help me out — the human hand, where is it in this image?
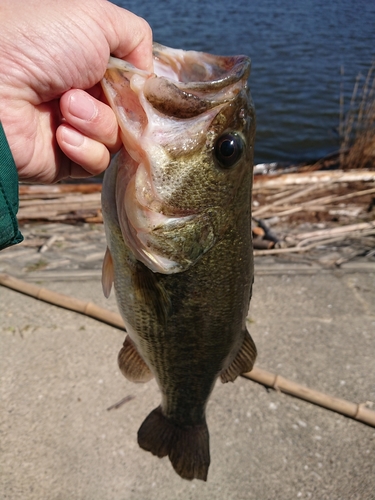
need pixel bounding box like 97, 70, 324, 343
0, 0, 152, 183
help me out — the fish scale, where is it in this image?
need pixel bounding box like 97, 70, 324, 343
101, 43, 256, 481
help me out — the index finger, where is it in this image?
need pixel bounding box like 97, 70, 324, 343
102, 4, 153, 72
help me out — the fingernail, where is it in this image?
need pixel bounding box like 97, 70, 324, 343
68, 92, 97, 121
61, 127, 84, 147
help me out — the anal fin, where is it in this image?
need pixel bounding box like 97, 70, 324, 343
220, 329, 257, 383
118, 335, 153, 383
138, 406, 210, 481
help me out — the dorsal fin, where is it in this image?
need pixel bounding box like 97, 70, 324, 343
220, 329, 257, 383
102, 246, 114, 298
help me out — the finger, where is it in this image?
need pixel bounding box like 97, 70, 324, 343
121, 29, 154, 72
103, 5, 153, 72
56, 123, 111, 176
60, 89, 122, 153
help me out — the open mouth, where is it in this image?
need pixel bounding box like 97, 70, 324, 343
101, 44, 251, 274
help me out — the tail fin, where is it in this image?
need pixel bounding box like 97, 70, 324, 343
137, 406, 210, 481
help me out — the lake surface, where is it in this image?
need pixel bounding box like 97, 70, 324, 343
115, 0, 375, 164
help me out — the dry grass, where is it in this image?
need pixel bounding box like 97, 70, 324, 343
339, 61, 375, 169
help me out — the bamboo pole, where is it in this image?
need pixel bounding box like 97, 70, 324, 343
242, 367, 375, 427
1, 273, 374, 427
0, 273, 124, 330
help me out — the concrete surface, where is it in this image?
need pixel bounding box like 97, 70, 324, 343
1, 265, 375, 500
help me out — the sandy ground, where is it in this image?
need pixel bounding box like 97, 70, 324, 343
1, 255, 374, 499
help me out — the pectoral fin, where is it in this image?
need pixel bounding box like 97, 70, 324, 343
220, 329, 257, 383
118, 335, 153, 383
102, 246, 114, 298
133, 262, 171, 324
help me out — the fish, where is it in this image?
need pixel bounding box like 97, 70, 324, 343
100, 43, 256, 481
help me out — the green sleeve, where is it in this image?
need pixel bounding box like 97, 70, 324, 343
0, 121, 23, 250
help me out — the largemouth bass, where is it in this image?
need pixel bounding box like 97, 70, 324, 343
101, 43, 256, 481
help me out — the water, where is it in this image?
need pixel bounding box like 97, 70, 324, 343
114, 0, 375, 164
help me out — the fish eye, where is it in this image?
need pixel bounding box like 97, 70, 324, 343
214, 133, 244, 169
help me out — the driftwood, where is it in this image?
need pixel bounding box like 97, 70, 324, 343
252, 185, 375, 219
293, 222, 375, 241
251, 169, 375, 250
253, 238, 275, 250
18, 169, 374, 226
253, 169, 375, 187
18, 193, 102, 221
1, 273, 374, 427
19, 183, 102, 196
254, 229, 375, 256
39, 234, 61, 253
17, 169, 375, 257
18, 184, 103, 222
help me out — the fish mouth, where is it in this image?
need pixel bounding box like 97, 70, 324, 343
101, 45, 251, 273
152, 42, 250, 89
148, 43, 251, 118
103, 44, 250, 133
